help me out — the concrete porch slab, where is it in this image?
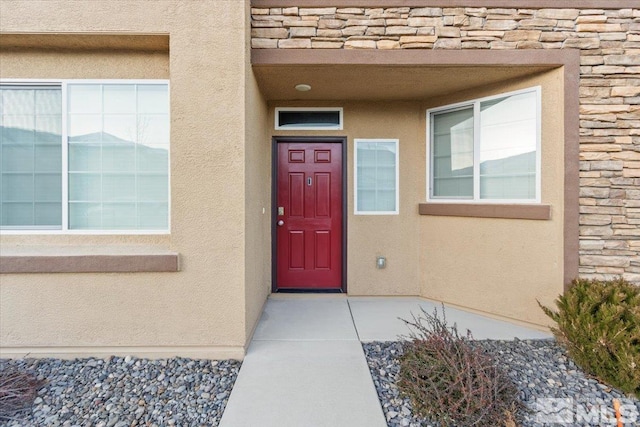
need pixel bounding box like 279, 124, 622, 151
252, 295, 358, 341
348, 297, 553, 341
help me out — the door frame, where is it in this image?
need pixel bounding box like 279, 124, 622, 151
271, 136, 348, 293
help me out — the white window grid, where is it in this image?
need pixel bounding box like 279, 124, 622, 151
354, 138, 400, 215
0, 79, 170, 235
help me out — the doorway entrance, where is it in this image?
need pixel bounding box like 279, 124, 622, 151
273, 137, 346, 291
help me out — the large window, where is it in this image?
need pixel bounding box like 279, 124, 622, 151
427, 87, 540, 203
0, 81, 169, 232
354, 139, 399, 214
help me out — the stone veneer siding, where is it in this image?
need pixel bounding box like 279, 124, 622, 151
251, 6, 640, 283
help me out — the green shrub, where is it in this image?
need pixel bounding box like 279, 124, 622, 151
398, 307, 521, 427
539, 277, 640, 398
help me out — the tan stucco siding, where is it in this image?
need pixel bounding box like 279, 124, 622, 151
268, 68, 564, 326
243, 75, 270, 342
243, 0, 272, 343
343, 104, 423, 296
421, 69, 565, 326
0, 0, 251, 359
0, 50, 169, 80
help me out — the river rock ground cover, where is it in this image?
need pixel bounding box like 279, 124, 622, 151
364, 340, 640, 427
0, 356, 240, 427
3, 340, 639, 426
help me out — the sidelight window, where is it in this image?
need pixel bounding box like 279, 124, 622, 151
354, 139, 399, 215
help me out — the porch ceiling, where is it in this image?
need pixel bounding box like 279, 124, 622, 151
252, 64, 554, 102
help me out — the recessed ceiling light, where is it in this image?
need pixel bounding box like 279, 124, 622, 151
295, 84, 311, 92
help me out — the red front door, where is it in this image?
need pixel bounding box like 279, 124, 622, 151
276, 140, 343, 290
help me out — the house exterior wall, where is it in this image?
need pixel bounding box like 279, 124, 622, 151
0, 1, 636, 357
0, 0, 256, 359
421, 69, 565, 326
244, 0, 273, 340
269, 68, 564, 326
251, 4, 640, 285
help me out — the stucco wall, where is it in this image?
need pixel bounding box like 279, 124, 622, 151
0, 0, 252, 359
267, 68, 563, 325
244, 0, 272, 342
421, 70, 565, 326
0, 50, 169, 80
343, 103, 423, 296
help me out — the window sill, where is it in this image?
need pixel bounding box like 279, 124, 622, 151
0, 246, 179, 273
418, 203, 551, 220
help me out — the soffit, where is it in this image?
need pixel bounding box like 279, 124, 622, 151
253, 64, 554, 102
251, 49, 566, 102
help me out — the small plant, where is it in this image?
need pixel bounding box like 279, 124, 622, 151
540, 277, 640, 398
398, 306, 521, 426
0, 368, 45, 421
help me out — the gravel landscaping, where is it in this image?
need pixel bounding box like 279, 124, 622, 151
0, 356, 241, 426
364, 339, 640, 427
3, 340, 639, 426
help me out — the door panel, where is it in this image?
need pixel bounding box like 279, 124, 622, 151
314, 231, 331, 269
315, 173, 331, 217
288, 231, 305, 269
289, 173, 305, 217
276, 141, 342, 290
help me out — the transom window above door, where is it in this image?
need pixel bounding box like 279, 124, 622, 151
0, 80, 170, 233
427, 87, 541, 203
275, 108, 343, 130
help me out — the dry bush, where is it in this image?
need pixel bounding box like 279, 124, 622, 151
398, 307, 521, 426
0, 368, 45, 421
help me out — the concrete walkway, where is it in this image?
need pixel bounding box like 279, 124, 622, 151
219, 295, 551, 427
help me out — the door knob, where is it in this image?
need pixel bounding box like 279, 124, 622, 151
277, 220, 284, 226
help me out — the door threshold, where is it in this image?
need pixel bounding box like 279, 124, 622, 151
276, 288, 344, 294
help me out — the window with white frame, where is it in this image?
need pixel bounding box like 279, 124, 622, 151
427, 87, 540, 203
0, 81, 170, 231
354, 139, 399, 214
275, 108, 343, 130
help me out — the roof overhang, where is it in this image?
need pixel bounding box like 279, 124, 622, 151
251, 49, 567, 102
